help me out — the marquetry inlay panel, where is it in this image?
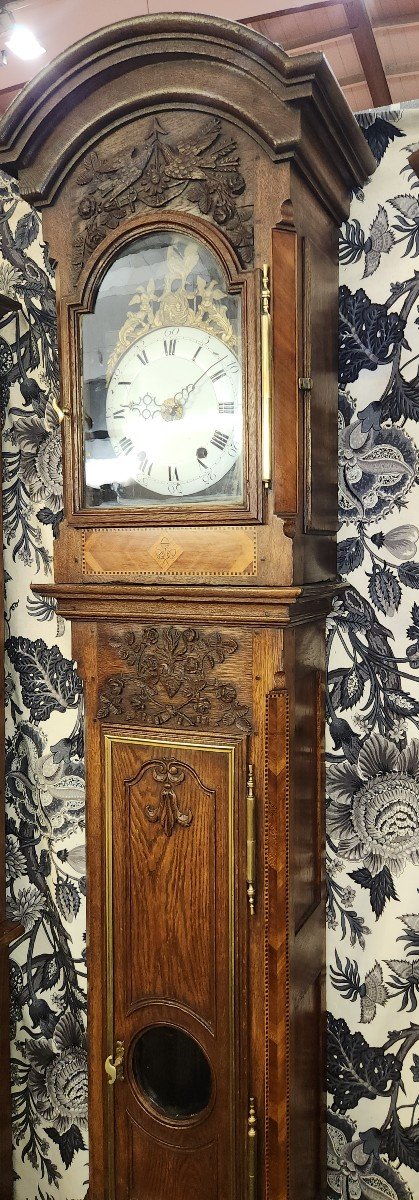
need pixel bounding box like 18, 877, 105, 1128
82, 526, 257, 577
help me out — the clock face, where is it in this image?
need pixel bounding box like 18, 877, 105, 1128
105, 326, 241, 498
82, 229, 245, 509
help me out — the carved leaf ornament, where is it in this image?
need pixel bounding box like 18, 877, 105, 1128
73, 117, 253, 275
144, 760, 193, 837
97, 624, 252, 733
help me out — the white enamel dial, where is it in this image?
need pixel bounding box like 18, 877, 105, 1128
105, 325, 242, 498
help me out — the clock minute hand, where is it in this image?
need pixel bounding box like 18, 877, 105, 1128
173, 355, 229, 404
161, 356, 230, 422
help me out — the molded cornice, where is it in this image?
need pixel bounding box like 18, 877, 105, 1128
0, 14, 374, 220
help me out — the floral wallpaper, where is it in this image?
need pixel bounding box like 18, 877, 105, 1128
327, 104, 419, 1200
3, 99, 419, 1200
0, 173, 87, 1199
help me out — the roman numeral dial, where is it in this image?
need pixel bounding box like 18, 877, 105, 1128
105, 324, 243, 500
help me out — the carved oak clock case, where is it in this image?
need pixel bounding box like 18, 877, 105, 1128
0, 16, 373, 1200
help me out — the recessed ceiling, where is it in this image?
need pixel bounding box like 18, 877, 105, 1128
0, 0, 417, 114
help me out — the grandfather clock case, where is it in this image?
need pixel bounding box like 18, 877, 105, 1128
0, 17, 373, 1200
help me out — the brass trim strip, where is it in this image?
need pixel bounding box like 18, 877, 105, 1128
246, 764, 256, 915
261, 263, 272, 489
104, 735, 115, 1200
248, 1096, 257, 1200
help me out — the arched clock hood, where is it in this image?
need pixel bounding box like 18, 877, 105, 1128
0, 13, 374, 219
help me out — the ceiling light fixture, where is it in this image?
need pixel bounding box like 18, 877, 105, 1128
5, 21, 45, 60
0, 5, 45, 63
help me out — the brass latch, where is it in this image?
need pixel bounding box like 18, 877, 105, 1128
51, 394, 71, 423
105, 1039, 125, 1086
246, 764, 256, 915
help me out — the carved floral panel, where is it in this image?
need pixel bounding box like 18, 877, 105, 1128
72, 115, 254, 277
98, 624, 252, 733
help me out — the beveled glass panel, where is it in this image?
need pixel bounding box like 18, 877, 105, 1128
81, 230, 243, 509
132, 1025, 212, 1120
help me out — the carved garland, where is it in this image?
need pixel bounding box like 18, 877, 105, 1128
73, 116, 254, 276
97, 624, 252, 733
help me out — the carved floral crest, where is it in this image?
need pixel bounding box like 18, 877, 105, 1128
97, 624, 252, 733
73, 116, 253, 276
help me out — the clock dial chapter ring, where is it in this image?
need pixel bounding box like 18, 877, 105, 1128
105, 325, 243, 498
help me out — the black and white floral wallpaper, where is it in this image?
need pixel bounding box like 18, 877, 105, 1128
3, 102, 419, 1200
0, 175, 87, 1198
328, 104, 419, 1200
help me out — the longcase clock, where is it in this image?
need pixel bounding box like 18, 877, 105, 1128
0, 16, 374, 1200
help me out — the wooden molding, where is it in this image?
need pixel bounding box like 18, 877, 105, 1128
0, 15, 374, 221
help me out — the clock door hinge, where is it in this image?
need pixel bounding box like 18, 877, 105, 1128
261, 264, 272, 490
298, 375, 313, 392
248, 1096, 258, 1200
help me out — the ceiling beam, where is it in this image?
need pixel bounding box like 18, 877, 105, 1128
342, 0, 392, 106
375, 15, 419, 32
337, 60, 419, 89
240, 2, 338, 25
278, 27, 352, 50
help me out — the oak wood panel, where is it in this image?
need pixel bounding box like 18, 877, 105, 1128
290, 976, 324, 1200
129, 1120, 217, 1198
108, 729, 248, 1200
302, 237, 339, 535
286, 620, 327, 1200
116, 744, 217, 1023
82, 526, 258, 577
266, 687, 290, 1200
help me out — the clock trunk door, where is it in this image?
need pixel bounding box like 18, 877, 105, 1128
104, 730, 249, 1200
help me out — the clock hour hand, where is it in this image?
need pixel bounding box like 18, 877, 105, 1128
112, 393, 161, 420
